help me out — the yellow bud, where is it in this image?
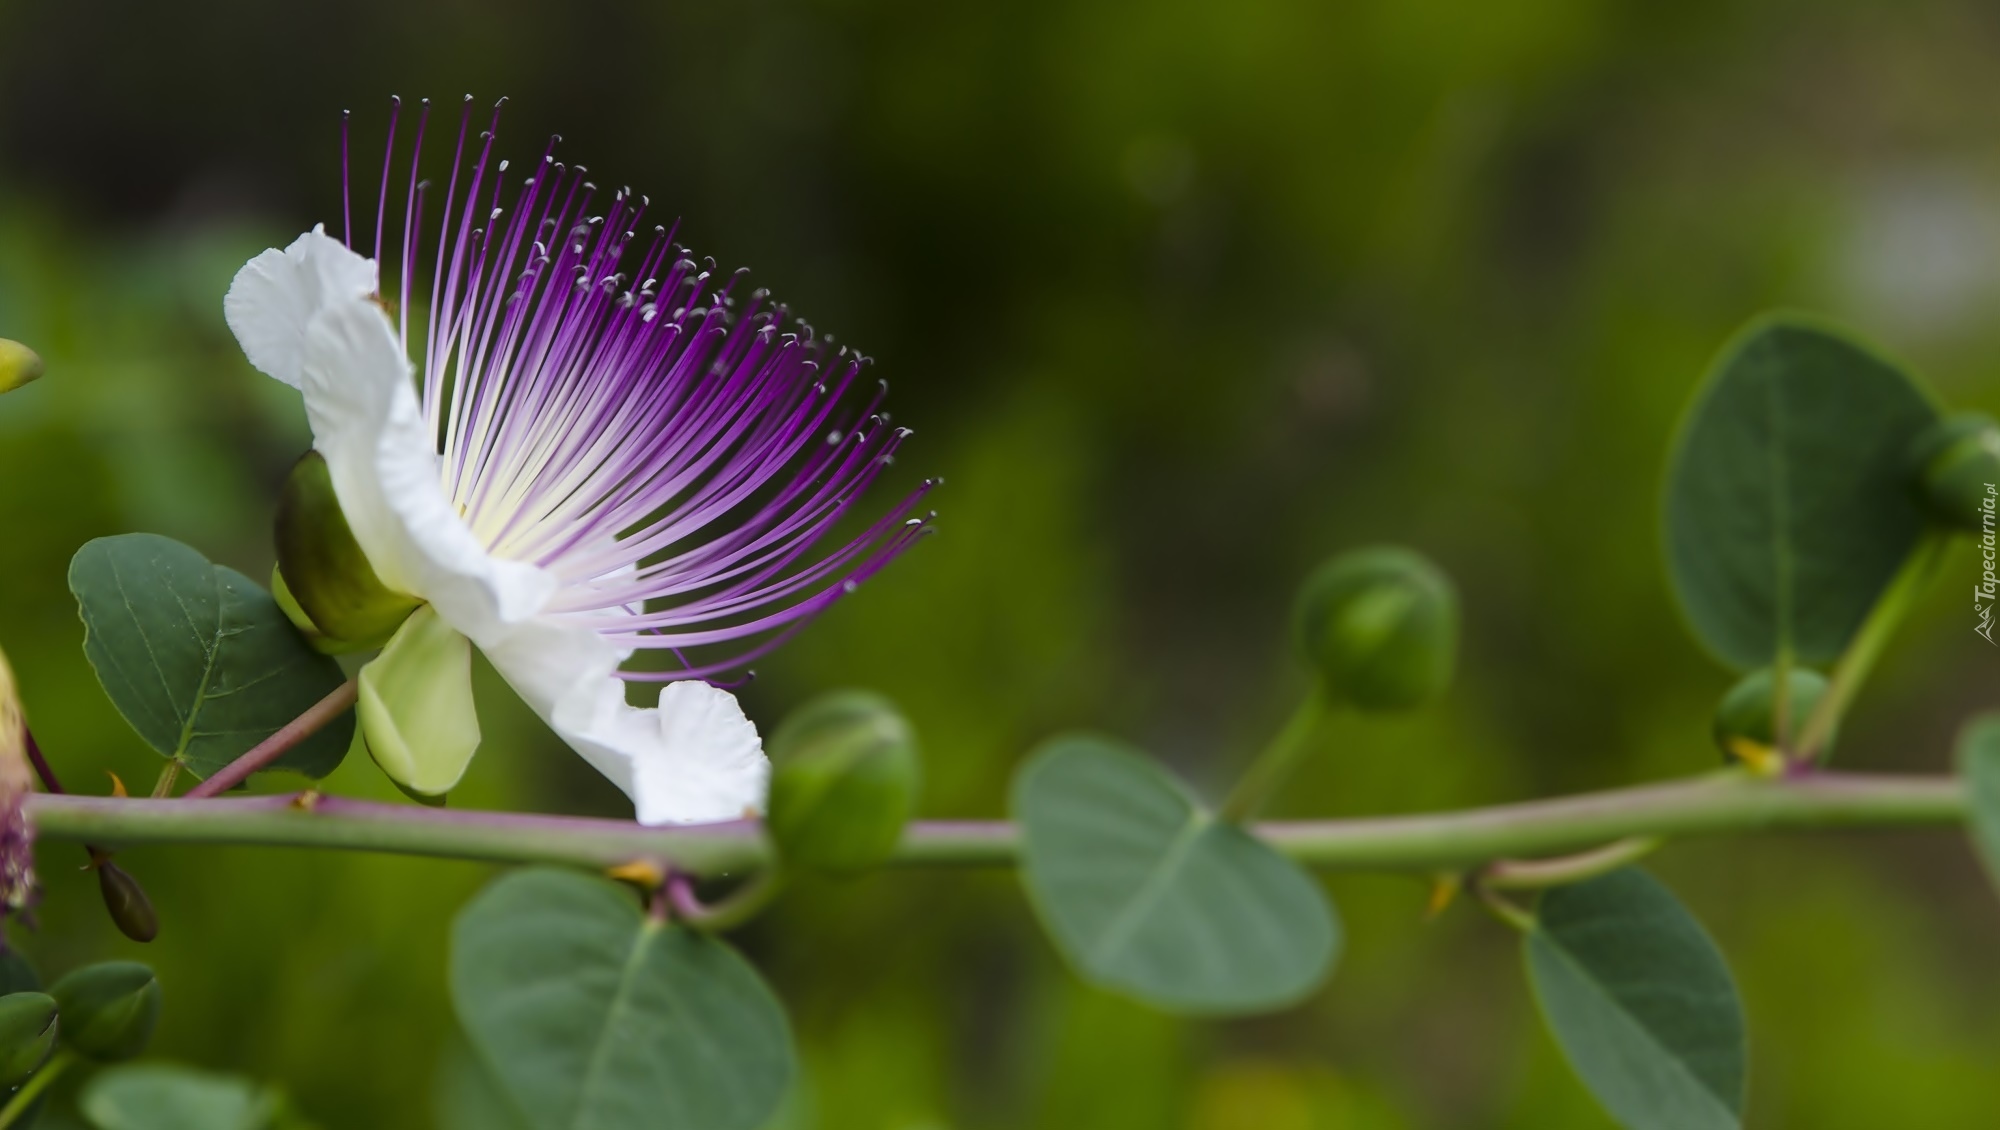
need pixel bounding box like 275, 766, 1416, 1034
0, 340, 43, 395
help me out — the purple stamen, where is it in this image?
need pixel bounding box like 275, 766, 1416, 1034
345, 100, 933, 683
374, 95, 400, 270
340, 110, 353, 251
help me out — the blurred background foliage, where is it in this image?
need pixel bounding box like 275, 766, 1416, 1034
3, 0, 2000, 1125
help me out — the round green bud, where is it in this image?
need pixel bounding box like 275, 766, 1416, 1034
0, 340, 44, 395
1292, 546, 1458, 711
1909, 412, 2000, 532
274, 451, 421, 651
50, 962, 160, 1063
96, 861, 159, 944
767, 691, 921, 876
0, 993, 57, 1086
1712, 666, 1833, 762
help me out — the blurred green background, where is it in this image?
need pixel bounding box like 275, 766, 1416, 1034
5, 0, 2000, 1126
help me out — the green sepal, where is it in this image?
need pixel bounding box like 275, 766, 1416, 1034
358, 605, 480, 798
50, 962, 160, 1063
270, 566, 334, 654
767, 691, 921, 876
275, 450, 420, 650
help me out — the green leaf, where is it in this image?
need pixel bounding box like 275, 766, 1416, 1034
1663, 316, 1940, 670
450, 868, 795, 1130
1526, 869, 1747, 1130
433, 1038, 534, 1130
1012, 735, 1339, 1015
68, 534, 352, 780
78, 1064, 280, 1130
1954, 713, 2000, 891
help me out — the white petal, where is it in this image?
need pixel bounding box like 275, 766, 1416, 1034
480, 616, 769, 825
294, 291, 554, 635
224, 226, 377, 389
231, 229, 769, 825
636, 681, 770, 825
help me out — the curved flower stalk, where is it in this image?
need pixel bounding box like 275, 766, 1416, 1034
225, 98, 935, 823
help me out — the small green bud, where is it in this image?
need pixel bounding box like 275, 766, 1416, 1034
1909, 413, 2000, 532
768, 691, 921, 876
50, 962, 160, 1063
0, 340, 43, 394
1712, 666, 1833, 763
96, 861, 159, 944
0, 993, 57, 1086
1292, 546, 1458, 711
275, 450, 421, 650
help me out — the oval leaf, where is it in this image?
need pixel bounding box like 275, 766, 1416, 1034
1954, 713, 2000, 892
79, 1063, 280, 1130
434, 1038, 534, 1130
1526, 868, 1747, 1130
450, 868, 795, 1130
69, 534, 351, 780
1013, 734, 1339, 1015
1663, 317, 1939, 669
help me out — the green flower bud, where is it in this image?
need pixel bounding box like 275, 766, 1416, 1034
274, 451, 421, 650
50, 962, 160, 1063
96, 861, 159, 944
358, 605, 480, 799
1909, 413, 2000, 532
767, 691, 921, 876
0, 993, 57, 1086
1712, 666, 1833, 763
0, 340, 43, 394
1292, 546, 1458, 711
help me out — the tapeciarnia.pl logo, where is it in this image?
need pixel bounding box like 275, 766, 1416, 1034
1979, 483, 1998, 645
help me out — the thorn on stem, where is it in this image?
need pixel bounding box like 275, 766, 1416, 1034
606, 859, 664, 889
1424, 873, 1460, 919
